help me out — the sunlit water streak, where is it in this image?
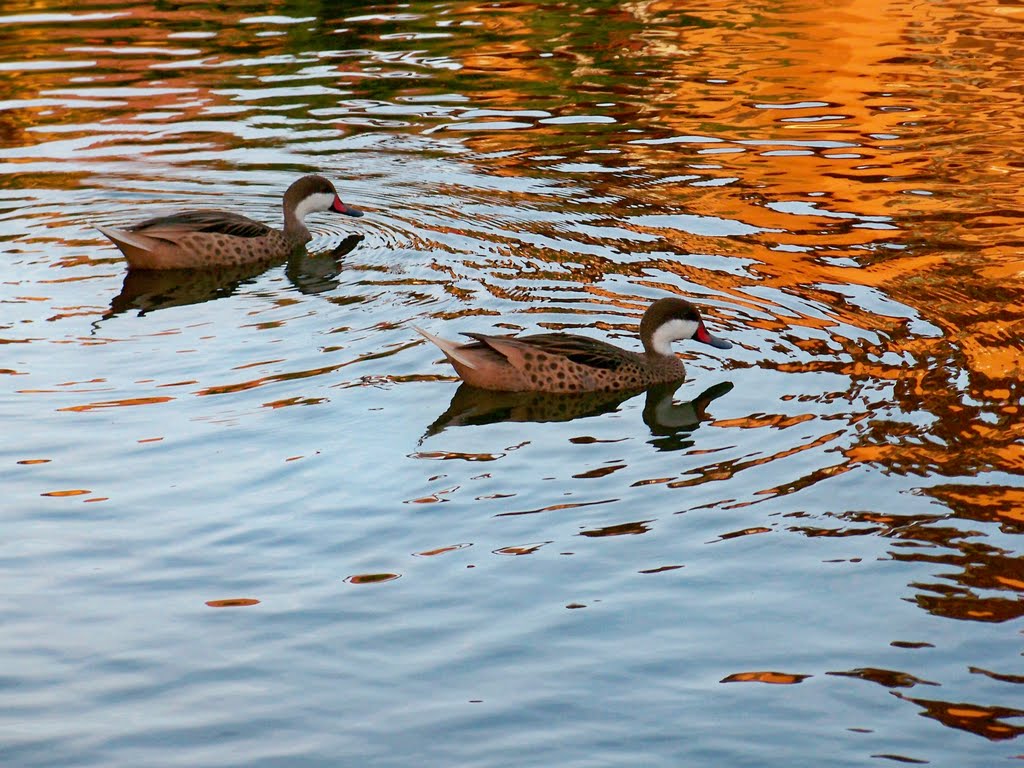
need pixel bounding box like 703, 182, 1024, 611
2, 0, 1023, 766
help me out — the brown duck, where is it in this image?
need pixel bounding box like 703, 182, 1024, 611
416, 297, 732, 393
96, 175, 363, 270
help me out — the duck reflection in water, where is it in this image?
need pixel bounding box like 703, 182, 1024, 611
99, 234, 363, 322
424, 379, 733, 448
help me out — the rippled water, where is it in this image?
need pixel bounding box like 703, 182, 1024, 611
3, 1, 1023, 765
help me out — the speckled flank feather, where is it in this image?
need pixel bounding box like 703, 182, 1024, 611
416, 297, 730, 394
96, 175, 362, 270
96, 224, 291, 270
459, 333, 681, 393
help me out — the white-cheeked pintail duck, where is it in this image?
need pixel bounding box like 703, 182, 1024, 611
416, 297, 732, 393
96, 175, 363, 270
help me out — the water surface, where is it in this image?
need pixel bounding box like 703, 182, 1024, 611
2, 1, 1023, 766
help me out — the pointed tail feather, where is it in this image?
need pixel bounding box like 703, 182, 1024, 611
96, 224, 148, 252
414, 326, 481, 370
96, 224, 160, 267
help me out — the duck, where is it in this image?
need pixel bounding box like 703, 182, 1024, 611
415, 297, 732, 393
95, 175, 363, 270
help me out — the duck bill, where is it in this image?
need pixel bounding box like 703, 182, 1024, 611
332, 197, 364, 217
695, 324, 732, 349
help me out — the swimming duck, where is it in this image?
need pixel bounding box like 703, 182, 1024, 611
416, 297, 732, 393
96, 175, 363, 270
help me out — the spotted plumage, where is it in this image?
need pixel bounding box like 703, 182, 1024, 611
96, 175, 363, 270
416, 297, 732, 393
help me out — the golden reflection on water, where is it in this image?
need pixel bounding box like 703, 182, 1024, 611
721, 671, 811, 685
345, 573, 402, 585
444, 0, 1023, 393
493, 543, 548, 556
0, 0, 1016, 556
892, 692, 1024, 741
828, 667, 939, 689
2, 0, 1024, 758
414, 543, 472, 557
205, 598, 261, 608
396, 0, 1024, 634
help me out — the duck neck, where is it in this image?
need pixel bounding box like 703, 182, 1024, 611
641, 325, 687, 380
283, 207, 312, 245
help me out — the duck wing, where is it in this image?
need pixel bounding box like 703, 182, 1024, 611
129, 210, 272, 239
464, 332, 630, 371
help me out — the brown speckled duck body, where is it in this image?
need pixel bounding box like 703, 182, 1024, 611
416, 297, 732, 393
96, 175, 363, 270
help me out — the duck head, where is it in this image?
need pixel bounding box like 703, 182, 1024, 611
285, 174, 364, 223
640, 297, 732, 356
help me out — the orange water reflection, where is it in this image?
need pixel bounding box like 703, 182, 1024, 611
3, 0, 1024, 756
442, 0, 1024, 450
893, 692, 1024, 741
410, 0, 1024, 635
721, 671, 811, 685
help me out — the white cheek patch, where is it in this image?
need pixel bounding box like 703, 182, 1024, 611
294, 192, 337, 222
649, 318, 699, 355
